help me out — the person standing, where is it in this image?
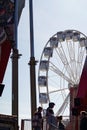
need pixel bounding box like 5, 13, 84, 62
80, 111, 87, 130
32, 106, 43, 130
46, 102, 55, 117
46, 102, 56, 130
47, 109, 58, 130
57, 116, 65, 130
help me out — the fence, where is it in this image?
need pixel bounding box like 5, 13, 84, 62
21, 118, 69, 130
21, 119, 46, 130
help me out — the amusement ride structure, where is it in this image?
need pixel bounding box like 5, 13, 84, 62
0, 1, 87, 130
38, 29, 87, 130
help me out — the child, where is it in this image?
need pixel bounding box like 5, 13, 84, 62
57, 116, 65, 130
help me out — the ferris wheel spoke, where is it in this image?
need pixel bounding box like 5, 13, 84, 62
49, 88, 68, 94
55, 45, 75, 80
56, 93, 70, 116
67, 40, 77, 80
49, 62, 74, 84
67, 40, 75, 60
56, 44, 68, 65
76, 47, 86, 82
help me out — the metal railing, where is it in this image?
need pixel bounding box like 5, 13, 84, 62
21, 118, 69, 130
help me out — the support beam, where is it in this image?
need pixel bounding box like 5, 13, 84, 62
29, 0, 37, 130
11, 49, 21, 130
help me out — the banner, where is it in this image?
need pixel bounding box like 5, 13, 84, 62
77, 56, 87, 98
0, 0, 25, 83
18, 0, 25, 22
0, 0, 14, 83
0, 0, 14, 26
77, 56, 87, 110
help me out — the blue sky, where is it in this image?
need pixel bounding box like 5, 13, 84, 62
1, 0, 87, 128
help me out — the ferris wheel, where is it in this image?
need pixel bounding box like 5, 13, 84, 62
38, 29, 87, 118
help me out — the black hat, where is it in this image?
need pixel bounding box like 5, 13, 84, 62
56, 116, 62, 120
38, 106, 43, 111
49, 102, 55, 108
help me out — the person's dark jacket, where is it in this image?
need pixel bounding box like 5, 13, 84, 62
80, 117, 87, 130
59, 122, 65, 130
32, 111, 43, 128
